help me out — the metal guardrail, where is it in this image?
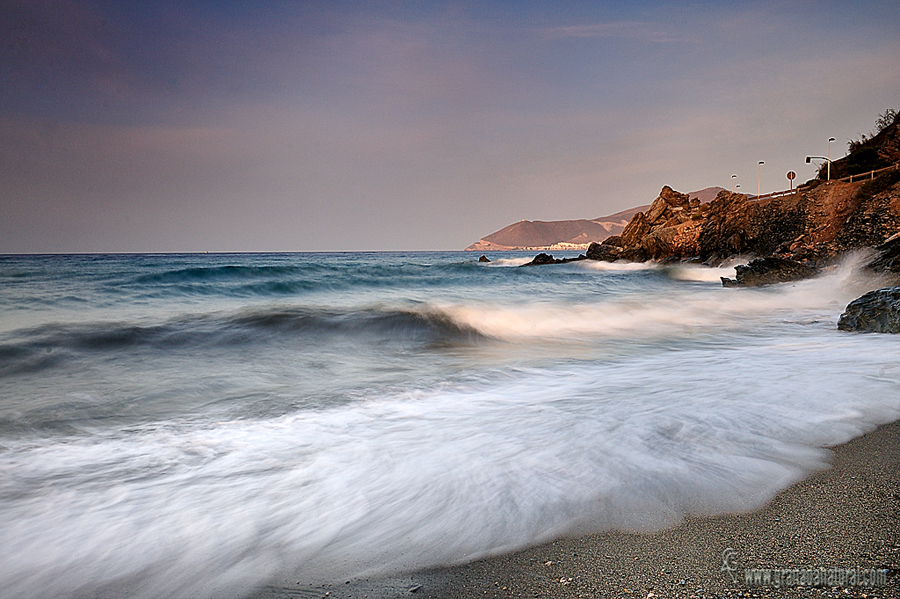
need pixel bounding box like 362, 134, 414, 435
752, 188, 797, 201
747, 161, 899, 201
841, 161, 900, 183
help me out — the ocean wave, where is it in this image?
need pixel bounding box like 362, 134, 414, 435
578, 260, 659, 272
437, 262, 883, 342
134, 264, 310, 284
0, 307, 485, 376
484, 257, 533, 267
1, 336, 898, 599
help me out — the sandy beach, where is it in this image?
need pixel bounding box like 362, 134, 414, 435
269, 419, 899, 599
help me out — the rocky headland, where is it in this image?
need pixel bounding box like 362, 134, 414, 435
513, 111, 900, 329
582, 172, 900, 269
578, 111, 900, 270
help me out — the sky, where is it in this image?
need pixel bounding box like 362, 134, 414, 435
1, 0, 899, 253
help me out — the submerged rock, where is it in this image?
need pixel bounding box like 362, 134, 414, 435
478, 254, 491, 263
838, 287, 900, 333
720, 257, 818, 287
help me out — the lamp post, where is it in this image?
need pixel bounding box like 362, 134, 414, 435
757, 161, 764, 199
806, 155, 830, 179
827, 137, 835, 180
731, 174, 737, 193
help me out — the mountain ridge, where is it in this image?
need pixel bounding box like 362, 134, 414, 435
465, 187, 725, 251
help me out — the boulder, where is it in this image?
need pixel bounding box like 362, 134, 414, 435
478, 254, 491, 263
720, 257, 818, 287
523, 252, 555, 266
586, 242, 621, 261
837, 287, 900, 333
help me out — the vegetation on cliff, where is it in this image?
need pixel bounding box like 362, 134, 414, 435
816, 108, 899, 180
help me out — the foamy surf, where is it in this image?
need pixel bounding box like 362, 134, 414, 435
1, 251, 897, 599
2, 334, 898, 599
483, 256, 533, 267
431, 263, 879, 343
579, 259, 658, 271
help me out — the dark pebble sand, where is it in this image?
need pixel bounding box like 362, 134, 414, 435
266, 420, 899, 599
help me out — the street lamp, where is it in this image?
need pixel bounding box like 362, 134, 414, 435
757, 161, 764, 199
806, 155, 831, 179
731, 174, 737, 193
827, 137, 835, 180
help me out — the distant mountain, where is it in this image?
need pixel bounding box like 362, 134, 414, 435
465, 187, 725, 251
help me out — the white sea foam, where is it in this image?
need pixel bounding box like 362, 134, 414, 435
2, 252, 898, 599
1, 332, 899, 599
664, 264, 737, 282
579, 260, 658, 271
484, 257, 533, 267
437, 260, 892, 343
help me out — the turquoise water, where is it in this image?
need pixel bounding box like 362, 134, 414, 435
1, 252, 898, 599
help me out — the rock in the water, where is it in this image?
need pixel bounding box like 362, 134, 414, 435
478, 254, 490, 263
838, 287, 900, 333
523, 252, 556, 266
520, 252, 586, 266
586, 241, 621, 261
720, 256, 818, 287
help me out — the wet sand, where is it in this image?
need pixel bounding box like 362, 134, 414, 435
265, 420, 899, 599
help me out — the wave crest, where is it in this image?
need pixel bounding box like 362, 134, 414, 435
0, 307, 485, 376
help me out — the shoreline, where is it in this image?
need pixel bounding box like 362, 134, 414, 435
273, 420, 899, 599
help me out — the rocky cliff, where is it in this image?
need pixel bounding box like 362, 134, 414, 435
586, 170, 900, 265
583, 107, 900, 267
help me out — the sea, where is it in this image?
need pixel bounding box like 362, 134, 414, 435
1, 251, 898, 599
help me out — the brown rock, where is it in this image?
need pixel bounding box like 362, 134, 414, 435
645, 196, 670, 224
720, 257, 818, 287
698, 191, 760, 261
660, 185, 691, 208
586, 242, 621, 261
601, 235, 623, 247
641, 226, 679, 259
619, 211, 650, 248
661, 216, 682, 228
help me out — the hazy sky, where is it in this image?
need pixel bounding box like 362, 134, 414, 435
2, 0, 898, 252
